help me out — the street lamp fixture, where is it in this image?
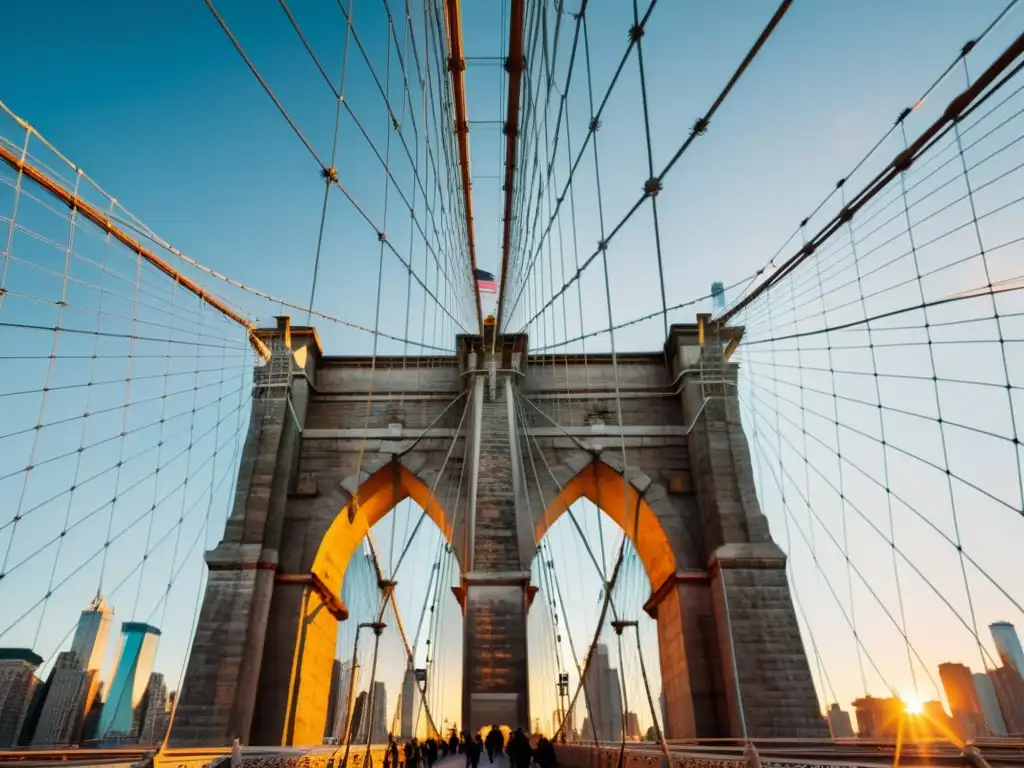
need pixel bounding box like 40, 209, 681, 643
340, 621, 389, 767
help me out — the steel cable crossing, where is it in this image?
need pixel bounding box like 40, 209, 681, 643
499, 0, 1024, 752
0, 0, 482, 752
6, 0, 1024, 757
722, 13, 1024, 742
0, 110, 257, 736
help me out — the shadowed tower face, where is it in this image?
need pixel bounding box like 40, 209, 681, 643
169, 318, 824, 747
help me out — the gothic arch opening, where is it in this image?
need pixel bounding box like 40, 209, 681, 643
256, 463, 463, 746
312, 462, 459, 602
527, 459, 676, 743
534, 459, 678, 592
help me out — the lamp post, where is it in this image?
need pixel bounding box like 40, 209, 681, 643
341, 621, 387, 768
611, 620, 671, 768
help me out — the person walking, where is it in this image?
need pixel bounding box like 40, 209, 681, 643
405, 738, 422, 768
469, 733, 484, 768
385, 734, 401, 768
484, 725, 503, 764
533, 736, 556, 768
507, 728, 532, 768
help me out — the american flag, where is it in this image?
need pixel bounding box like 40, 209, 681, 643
475, 268, 497, 293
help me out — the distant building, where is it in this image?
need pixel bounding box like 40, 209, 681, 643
973, 673, 1007, 736
98, 622, 161, 740
551, 708, 575, 740
70, 595, 113, 673
990, 666, 1024, 734
351, 691, 367, 742
139, 674, 170, 746
324, 660, 341, 742
32, 651, 99, 746
16, 672, 49, 746
851, 696, 903, 738
991, 623, 1024, 677
31, 596, 113, 747
624, 712, 640, 740
583, 644, 623, 741
81, 681, 104, 744
400, 666, 417, 739
711, 281, 726, 312
918, 700, 954, 739
939, 662, 989, 738
0, 649, 42, 747
368, 681, 387, 743
826, 703, 854, 738
331, 661, 354, 740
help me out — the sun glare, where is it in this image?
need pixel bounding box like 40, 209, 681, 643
902, 695, 925, 716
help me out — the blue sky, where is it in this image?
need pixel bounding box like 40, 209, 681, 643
2, 0, 1023, 741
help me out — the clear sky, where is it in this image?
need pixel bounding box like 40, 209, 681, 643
2, 0, 1023, 743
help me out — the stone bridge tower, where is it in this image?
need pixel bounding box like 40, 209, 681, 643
168, 316, 826, 747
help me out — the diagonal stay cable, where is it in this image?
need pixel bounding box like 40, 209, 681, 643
740, 377, 1024, 623
741, 385, 1008, 673
513, 0, 792, 332
390, 392, 471, 579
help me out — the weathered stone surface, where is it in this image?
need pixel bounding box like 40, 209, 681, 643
462, 378, 531, 731
294, 472, 318, 497
175, 321, 824, 748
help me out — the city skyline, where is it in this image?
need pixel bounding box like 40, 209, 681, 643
0, 595, 173, 748
0, 0, 1022, 750
4, 548, 1024, 745
831, 621, 1024, 741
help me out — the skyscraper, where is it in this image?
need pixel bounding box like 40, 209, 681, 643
32, 652, 102, 747
138, 673, 170, 746
400, 666, 417, 739
331, 660, 355, 740
0, 649, 42, 748
826, 703, 854, 738
368, 681, 387, 743
32, 596, 113, 747
939, 662, 989, 739
551, 709, 575, 740
351, 691, 367, 742
973, 673, 1008, 736
624, 712, 640, 740
98, 623, 161, 740
711, 281, 726, 312
583, 644, 623, 741
850, 696, 903, 738
70, 595, 113, 673
990, 666, 1024, 734
81, 681, 104, 744
324, 660, 342, 742
991, 622, 1024, 677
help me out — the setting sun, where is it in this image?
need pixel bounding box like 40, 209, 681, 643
902, 696, 925, 716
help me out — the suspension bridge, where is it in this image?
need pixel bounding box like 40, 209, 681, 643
1, 1, 1024, 767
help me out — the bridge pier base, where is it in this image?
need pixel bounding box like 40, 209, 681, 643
671, 324, 826, 738
710, 543, 825, 738
645, 571, 727, 738
460, 573, 532, 734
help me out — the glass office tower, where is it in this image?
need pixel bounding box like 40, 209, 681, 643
97, 623, 161, 739
991, 622, 1024, 677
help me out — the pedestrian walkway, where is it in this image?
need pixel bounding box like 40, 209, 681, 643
431, 752, 509, 768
